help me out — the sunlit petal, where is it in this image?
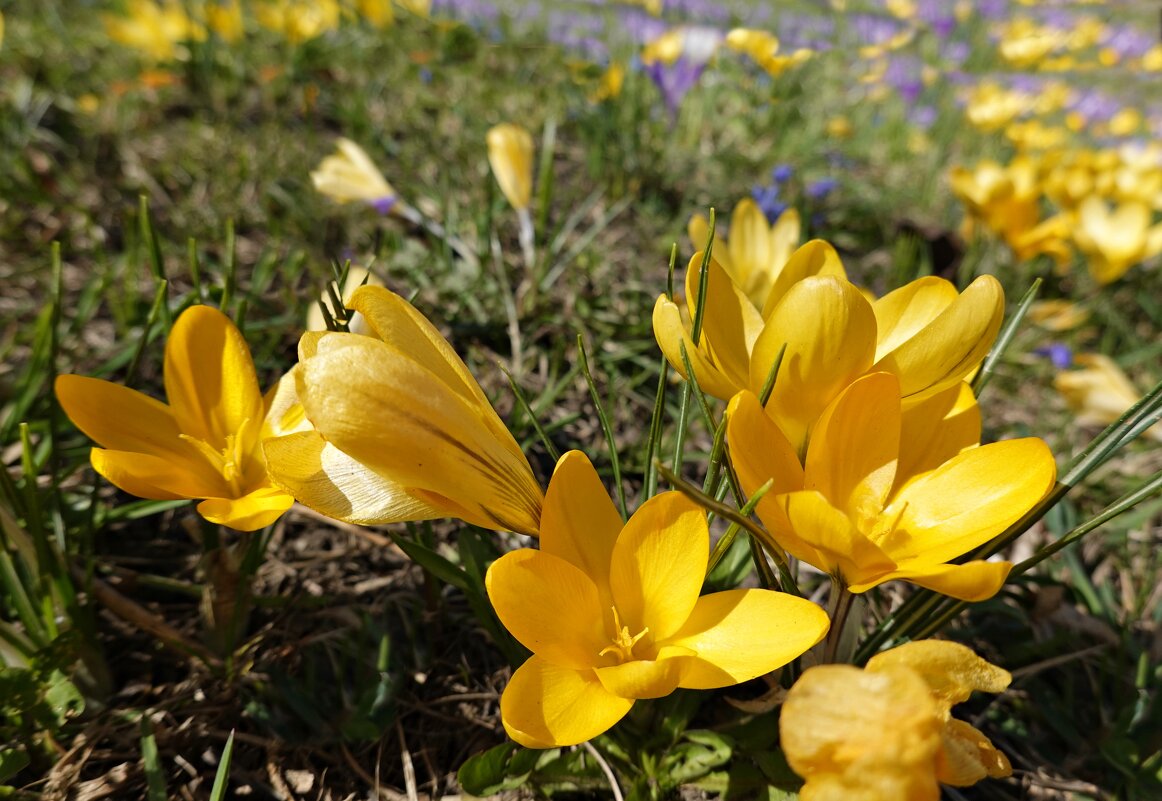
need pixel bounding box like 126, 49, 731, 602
500, 656, 633, 748
853, 558, 1010, 601
197, 486, 294, 531
782, 491, 897, 586
594, 648, 688, 699
539, 451, 623, 594
895, 383, 981, 491
90, 448, 225, 501
652, 294, 741, 401
762, 239, 847, 318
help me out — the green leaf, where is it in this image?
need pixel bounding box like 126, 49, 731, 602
0, 749, 29, 784
661, 730, 733, 785
457, 742, 542, 796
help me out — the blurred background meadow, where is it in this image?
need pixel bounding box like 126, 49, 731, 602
2, 0, 1162, 798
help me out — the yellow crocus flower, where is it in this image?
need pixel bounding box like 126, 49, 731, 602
781, 640, 1011, 800
486, 451, 829, 748
55, 306, 294, 532
205, 0, 244, 42
311, 138, 403, 215
1072, 196, 1162, 284
254, 0, 339, 44
688, 200, 802, 309
1054, 354, 1162, 443
103, 0, 206, 61
654, 253, 1003, 451
263, 286, 544, 534
1026, 299, 1089, 331
355, 0, 394, 27
728, 372, 1057, 599
486, 123, 534, 211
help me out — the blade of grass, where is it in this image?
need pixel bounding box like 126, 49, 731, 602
209, 731, 235, 801
972, 278, 1040, 397
577, 334, 627, 519
500, 365, 561, 463
140, 715, 168, 801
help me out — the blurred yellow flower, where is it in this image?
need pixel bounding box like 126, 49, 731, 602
396, 0, 431, 17
1072, 196, 1162, 284
1054, 355, 1162, 442
729, 372, 1056, 599
103, 0, 205, 61
56, 306, 294, 531
205, 0, 244, 42
254, 0, 339, 44
826, 116, 852, 139
964, 83, 1029, 132
311, 138, 403, 214
1026, 299, 1089, 331
486, 123, 534, 211
264, 286, 544, 534
354, 0, 394, 27
487, 451, 828, 748
781, 640, 1011, 800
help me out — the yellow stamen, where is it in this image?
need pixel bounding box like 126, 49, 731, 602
598, 606, 649, 664
180, 417, 252, 496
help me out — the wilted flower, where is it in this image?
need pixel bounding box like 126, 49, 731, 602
486, 123, 534, 211
729, 372, 1057, 599
487, 451, 828, 748
1054, 354, 1162, 442
781, 640, 1012, 800
56, 306, 294, 531
264, 286, 544, 534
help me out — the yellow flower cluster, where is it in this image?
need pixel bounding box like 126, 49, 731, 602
951, 146, 1162, 283
995, 14, 1162, 73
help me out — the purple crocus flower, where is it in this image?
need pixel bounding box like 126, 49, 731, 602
751, 184, 787, 222
772, 164, 794, 183
1036, 343, 1073, 369
645, 57, 708, 119
805, 178, 838, 200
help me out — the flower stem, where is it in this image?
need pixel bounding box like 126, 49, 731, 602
823, 579, 854, 664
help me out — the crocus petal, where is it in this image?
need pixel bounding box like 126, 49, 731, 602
938, 719, 1012, 785
727, 199, 773, 298
90, 448, 226, 501
854, 559, 1010, 601
298, 333, 542, 535
688, 213, 733, 274
55, 375, 200, 461
866, 639, 1012, 707
164, 306, 265, 446
804, 373, 900, 527
895, 382, 981, 491
652, 294, 741, 401
762, 239, 847, 318
263, 431, 449, 525
593, 647, 689, 699
197, 486, 294, 531
879, 438, 1056, 566
751, 276, 877, 451
539, 451, 623, 593
684, 253, 763, 390
487, 123, 534, 210
609, 492, 707, 643
871, 276, 959, 359
780, 664, 943, 801
871, 275, 1004, 405
782, 491, 897, 586
500, 655, 634, 748
486, 550, 608, 670
668, 589, 829, 689
262, 367, 312, 438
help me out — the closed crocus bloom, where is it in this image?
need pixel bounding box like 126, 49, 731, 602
55, 306, 294, 531
688, 200, 805, 309
264, 286, 543, 534
1027, 299, 1090, 332
311, 138, 402, 215
781, 640, 1011, 801
1072, 196, 1162, 284
1055, 354, 1162, 442
486, 123, 534, 211
486, 451, 828, 748
728, 372, 1057, 600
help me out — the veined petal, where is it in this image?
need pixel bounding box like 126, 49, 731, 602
782, 491, 897, 587
871, 275, 1004, 404
262, 366, 312, 438
262, 430, 449, 525
668, 589, 829, 689
500, 656, 633, 748
895, 382, 981, 492
347, 286, 493, 412
766, 208, 802, 292
684, 254, 762, 391
486, 550, 608, 670
652, 294, 741, 401
727, 199, 773, 298
539, 451, 623, 594
804, 373, 899, 528
851, 559, 1010, 600
871, 276, 959, 359
299, 334, 542, 535
609, 492, 707, 643
751, 276, 877, 451
164, 305, 265, 446
90, 448, 226, 501
55, 375, 197, 460
879, 438, 1056, 566
938, 719, 1012, 785
761, 240, 847, 318
594, 647, 689, 699
197, 486, 293, 531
